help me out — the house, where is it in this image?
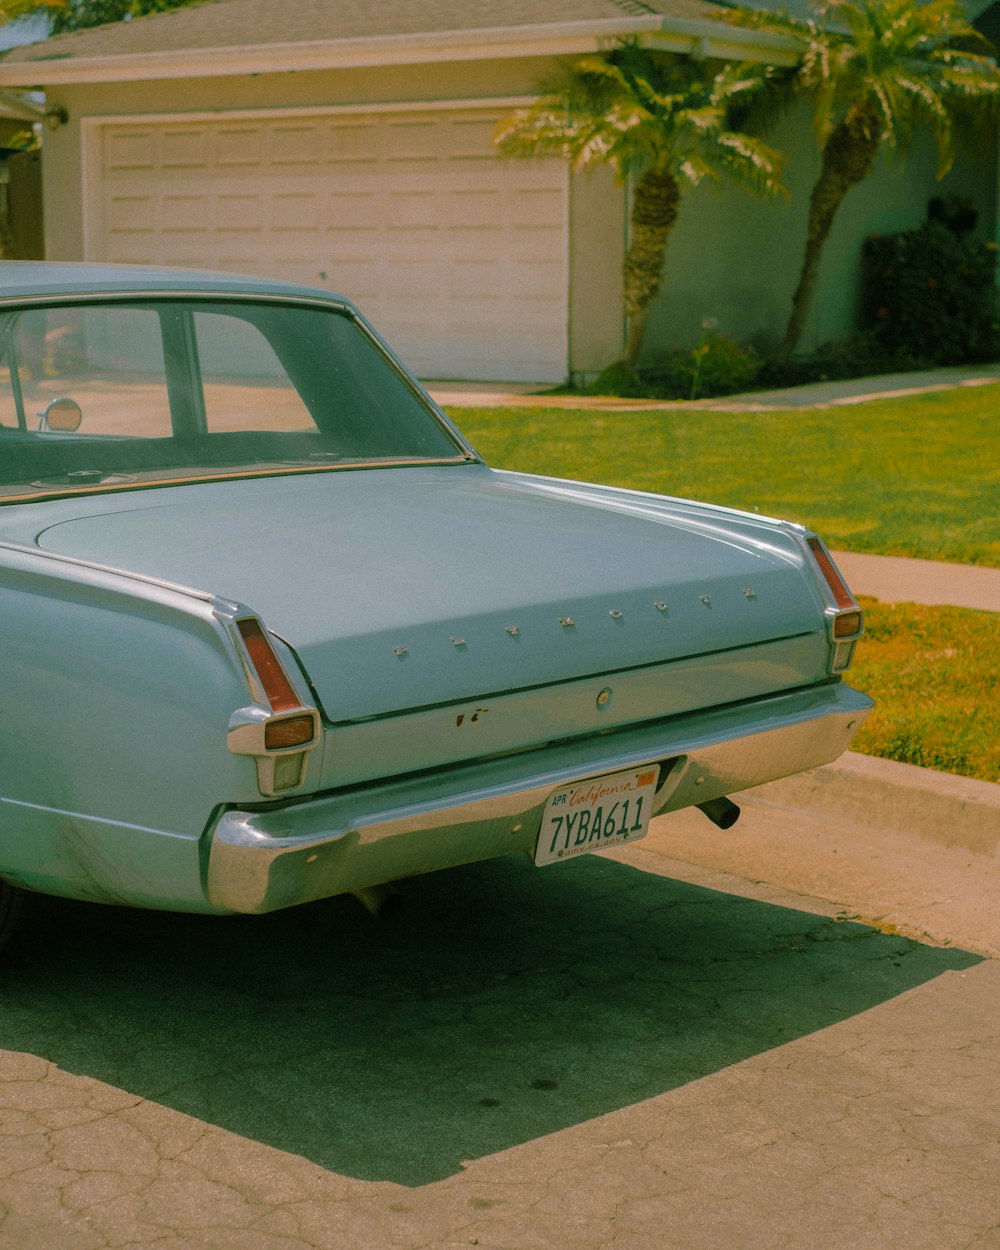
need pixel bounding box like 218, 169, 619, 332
0, 0, 994, 382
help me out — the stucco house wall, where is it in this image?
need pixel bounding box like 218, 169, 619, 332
642, 103, 998, 360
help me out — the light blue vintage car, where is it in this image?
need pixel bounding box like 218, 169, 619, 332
0, 262, 871, 946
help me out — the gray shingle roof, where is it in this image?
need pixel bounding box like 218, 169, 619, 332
1, 0, 731, 64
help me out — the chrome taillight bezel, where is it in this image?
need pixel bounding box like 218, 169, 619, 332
217, 606, 321, 796
793, 531, 865, 673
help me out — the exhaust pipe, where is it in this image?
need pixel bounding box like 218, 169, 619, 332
696, 797, 741, 830
350, 883, 403, 919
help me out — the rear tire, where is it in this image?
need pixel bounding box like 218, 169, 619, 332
0, 879, 27, 953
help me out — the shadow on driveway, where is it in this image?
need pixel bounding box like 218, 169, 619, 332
0, 854, 979, 1187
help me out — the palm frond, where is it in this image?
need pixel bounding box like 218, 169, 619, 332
678, 105, 725, 134
676, 155, 719, 188
753, 0, 1000, 154
495, 36, 788, 197
721, 5, 810, 39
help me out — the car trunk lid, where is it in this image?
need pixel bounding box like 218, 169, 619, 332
32, 465, 824, 724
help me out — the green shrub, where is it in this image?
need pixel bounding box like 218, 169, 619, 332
589, 360, 648, 397
644, 326, 763, 399
588, 330, 763, 400
861, 219, 999, 364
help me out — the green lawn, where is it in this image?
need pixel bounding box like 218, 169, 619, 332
851, 600, 999, 783
447, 383, 1000, 567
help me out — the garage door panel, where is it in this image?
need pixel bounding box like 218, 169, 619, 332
215, 127, 264, 166
386, 190, 441, 231
328, 123, 379, 165
448, 259, 501, 299
95, 109, 567, 381
160, 129, 210, 169
268, 192, 322, 230
445, 117, 499, 159
216, 194, 263, 231
322, 256, 380, 303
107, 131, 155, 170
326, 190, 378, 229
108, 195, 156, 234
385, 260, 442, 298
447, 188, 502, 229
385, 119, 440, 162
162, 195, 210, 230
204, 252, 264, 274
270, 124, 325, 166
512, 188, 566, 226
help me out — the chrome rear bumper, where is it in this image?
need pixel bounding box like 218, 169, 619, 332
206, 682, 872, 914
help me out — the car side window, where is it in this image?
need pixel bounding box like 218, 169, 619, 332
0, 305, 173, 438
193, 310, 317, 434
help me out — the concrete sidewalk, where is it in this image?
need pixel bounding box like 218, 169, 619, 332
426, 360, 1000, 412
831, 551, 1000, 614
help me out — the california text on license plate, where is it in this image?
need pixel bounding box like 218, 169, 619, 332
535, 766, 659, 867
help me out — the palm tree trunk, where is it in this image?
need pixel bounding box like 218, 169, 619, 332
623, 168, 680, 368
778, 106, 881, 360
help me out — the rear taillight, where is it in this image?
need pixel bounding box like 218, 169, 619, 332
804, 535, 863, 672
806, 537, 854, 609
833, 610, 863, 639
226, 615, 320, 795
237, 617, 300, 711
264, 714, 316, 750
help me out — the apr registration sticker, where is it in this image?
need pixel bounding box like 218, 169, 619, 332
535, 767, 659, 867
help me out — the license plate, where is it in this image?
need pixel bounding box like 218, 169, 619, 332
535, 766, 659, 867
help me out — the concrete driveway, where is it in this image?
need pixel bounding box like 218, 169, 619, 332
2, 786, 999, 1249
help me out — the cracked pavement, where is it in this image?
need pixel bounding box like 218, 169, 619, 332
2, 800, 999, 1250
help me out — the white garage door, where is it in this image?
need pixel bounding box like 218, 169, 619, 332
89, 109, 568, 382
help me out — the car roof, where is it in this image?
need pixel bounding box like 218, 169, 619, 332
0, 261, 352, 305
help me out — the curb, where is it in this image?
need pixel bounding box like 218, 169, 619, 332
742, 752, 1000, 858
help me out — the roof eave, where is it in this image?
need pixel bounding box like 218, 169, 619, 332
0, 15, 802, 88
0, 89, 44, 120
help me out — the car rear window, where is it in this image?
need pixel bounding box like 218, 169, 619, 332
0, 297, 468, 498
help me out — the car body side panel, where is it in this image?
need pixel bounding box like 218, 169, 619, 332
0, 800, 211, 911
0, 545, 280, 909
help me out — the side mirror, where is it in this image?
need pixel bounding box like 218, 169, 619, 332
39, 397, 83, 432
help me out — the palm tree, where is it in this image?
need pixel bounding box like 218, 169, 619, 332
494, 41, 785, 370
729, 0, 1000, 359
